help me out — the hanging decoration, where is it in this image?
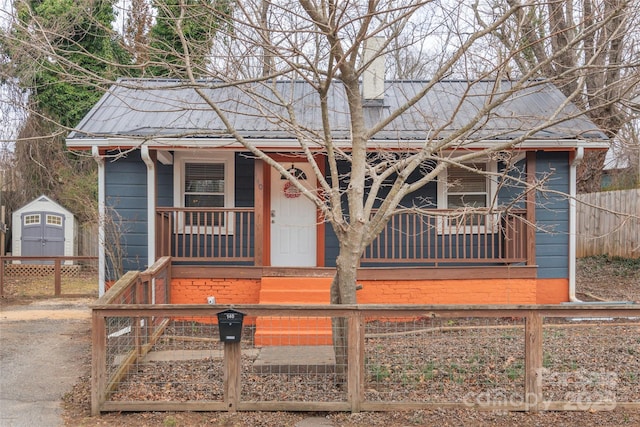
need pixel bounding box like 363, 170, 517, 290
283, 181, 302, 198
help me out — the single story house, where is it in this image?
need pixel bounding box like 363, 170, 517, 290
66, 77, 608, 309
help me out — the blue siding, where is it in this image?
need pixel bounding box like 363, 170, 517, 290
154, 153, 250, 207
498, 159, 526, 208
157, 160, 173, 207
106, 152, 257, 276
235, 154, 254, 207
535, 151, 570, 279
324, 227, 339, 267
324, 154, 570, 275
105, 151, 148, 279
106, 150, 570, 278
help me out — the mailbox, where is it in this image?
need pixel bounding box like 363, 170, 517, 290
216, 309, 245, 343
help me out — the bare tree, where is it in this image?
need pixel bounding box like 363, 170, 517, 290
3, 0, 633, 373
475, 0, 640, 191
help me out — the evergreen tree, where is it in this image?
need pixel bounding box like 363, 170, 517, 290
13, 0, 130, 127
4, 0, 131, 220
147, 0, 231, 77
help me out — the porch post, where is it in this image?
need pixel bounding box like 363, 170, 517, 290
92, 147, 106, 296
568, 147, 584, 301
526, 152, 537, 266
254, 159, 264, 266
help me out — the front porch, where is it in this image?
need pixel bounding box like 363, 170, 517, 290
156, 207, 557, 323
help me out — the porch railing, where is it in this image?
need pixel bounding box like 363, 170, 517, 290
362, 209, 528, 265
156, 207, 255, 263
156, 207, 528, 266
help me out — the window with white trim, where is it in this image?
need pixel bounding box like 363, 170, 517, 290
437, 161, 498, 233
446, 163, 489, 209
46, 214, 63, 226
174, 152, 235, 233
24, 214, 40, 225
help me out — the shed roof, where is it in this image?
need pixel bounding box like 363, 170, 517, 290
14, 195, 74, 217
67, 78, 608, 147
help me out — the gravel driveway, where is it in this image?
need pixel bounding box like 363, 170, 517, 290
0, 299, 91, 427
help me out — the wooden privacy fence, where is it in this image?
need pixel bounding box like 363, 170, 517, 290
92, 260, 640, 415
78, 222, 99, 258
577, 188, 640, 258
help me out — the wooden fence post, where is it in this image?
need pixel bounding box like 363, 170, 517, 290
223, 342, 241, 412
348, 311, 364, 413
91, 310, 107, 415
54, 259, 62, 296
0, 257, 4, 297
525, 311, 543, 411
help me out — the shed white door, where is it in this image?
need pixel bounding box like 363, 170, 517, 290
270, 162, 317, 267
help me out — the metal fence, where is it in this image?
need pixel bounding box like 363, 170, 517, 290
92, 266, 640, 415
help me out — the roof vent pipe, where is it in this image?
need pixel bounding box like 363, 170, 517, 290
362, 36, 386, 105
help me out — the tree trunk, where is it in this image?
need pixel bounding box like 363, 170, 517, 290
331, 245, 360, 384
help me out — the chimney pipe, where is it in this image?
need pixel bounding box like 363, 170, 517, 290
362, 37, 385, 104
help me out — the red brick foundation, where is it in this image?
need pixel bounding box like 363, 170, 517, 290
169, 277, 569, 305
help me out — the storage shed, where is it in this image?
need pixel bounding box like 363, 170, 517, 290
12, 195, 76, 260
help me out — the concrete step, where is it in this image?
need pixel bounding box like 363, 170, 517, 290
253, 345, 336, 373
254, 330, 333, 346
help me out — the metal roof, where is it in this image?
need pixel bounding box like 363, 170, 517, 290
67, 78, 608, 145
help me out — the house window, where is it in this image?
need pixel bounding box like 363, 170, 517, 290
174, 152, 235, 233
437, 161, 497, 233
446, 163, 489, 209
184, 163, 225, 226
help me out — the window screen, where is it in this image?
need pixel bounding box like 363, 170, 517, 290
447, 163, 487, 209
184, 163, 225, 208
184, 163, 225, 226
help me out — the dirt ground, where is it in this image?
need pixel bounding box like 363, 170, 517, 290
2, 256, 639, 427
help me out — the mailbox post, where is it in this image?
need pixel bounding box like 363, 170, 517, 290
216, 309, 245, 411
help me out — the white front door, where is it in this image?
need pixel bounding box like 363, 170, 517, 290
270, 162, 317, 267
